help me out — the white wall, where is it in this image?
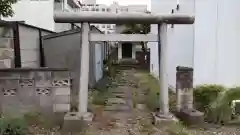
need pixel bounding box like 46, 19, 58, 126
149, 0, 195, 88
151, 0, 240, 87
18, 25, 52, 68
19, 25, 40, 67
194, 0, 240, 87
2, 0, 54, 31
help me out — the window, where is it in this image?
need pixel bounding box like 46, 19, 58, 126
107, 24, 111, 29
54, 0, 61, 3
96, 8, 99, 11
102, 25, 105, 28
106, 8, 110, 12
112, 25, 116, 29
92, 8, 95, 11
102, 8, 105, 12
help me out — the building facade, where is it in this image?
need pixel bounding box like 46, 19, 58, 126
194, 0, 240, 87
76, 0, 148, 62
76, 0, 148, 34
0, 21, 54, 68
2, 0, 81, 32
151, 0, 240, 88
149, 0, 194, 88
2, 0, 55, 31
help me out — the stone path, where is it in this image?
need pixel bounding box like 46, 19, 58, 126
86, 69, 157, 135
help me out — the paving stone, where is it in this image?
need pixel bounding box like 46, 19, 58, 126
111, 94, 126, 98
104, 105, 130, 112
107, 98, 126, 104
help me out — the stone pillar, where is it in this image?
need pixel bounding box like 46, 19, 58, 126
79, 22, 90, 115
158, 23, 169, 115
176, 66, 194, 111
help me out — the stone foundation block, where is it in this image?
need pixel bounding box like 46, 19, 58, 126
61, 112, 92, 133
62, 112, 85, 133
151, 112, 179, 126
176, 109, 204, 126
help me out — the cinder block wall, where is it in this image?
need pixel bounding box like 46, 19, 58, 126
0, 68, 71, 119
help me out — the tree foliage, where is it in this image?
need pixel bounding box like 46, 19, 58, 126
121, 11, 151, 52
0, 0, 17, 18
121, 23, 151, 52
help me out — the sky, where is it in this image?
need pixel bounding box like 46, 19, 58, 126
97, 0, 150, 9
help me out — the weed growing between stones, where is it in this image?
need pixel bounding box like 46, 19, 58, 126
136, 73, 160, 111
92, 90, 109, 106
0, 116, 27, 135
132, 88, 138, 109
193, 85, 240, 124
0, 110, 60, 135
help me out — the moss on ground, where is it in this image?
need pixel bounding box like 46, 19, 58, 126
135, 72, 160, 111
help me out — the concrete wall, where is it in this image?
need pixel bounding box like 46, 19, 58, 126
42, 27, 104, 95
151, 0, 240, 87
149, 0, 195, 88
193, 0, 240, 87
18, 24, 53, 68
0, 68, 71, 118
2, 0, 54, 31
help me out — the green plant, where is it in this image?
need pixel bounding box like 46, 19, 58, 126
159, 121, 195, 135
92, 90, 109, 106
137, 73, 160, 111
169, 90, 177, 112
23, 111, 50, 128
135, 72, 177, 112
132, 88, 138, 108
193, 84, 225, 112
208, 87, 240, 124
167, 122, 196, 135
0, 0, 17, 18
0, 117, 27, 135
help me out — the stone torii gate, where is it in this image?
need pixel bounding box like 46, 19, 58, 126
54, 12, 195, 119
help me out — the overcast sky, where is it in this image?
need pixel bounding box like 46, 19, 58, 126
97, 0, 150, 9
